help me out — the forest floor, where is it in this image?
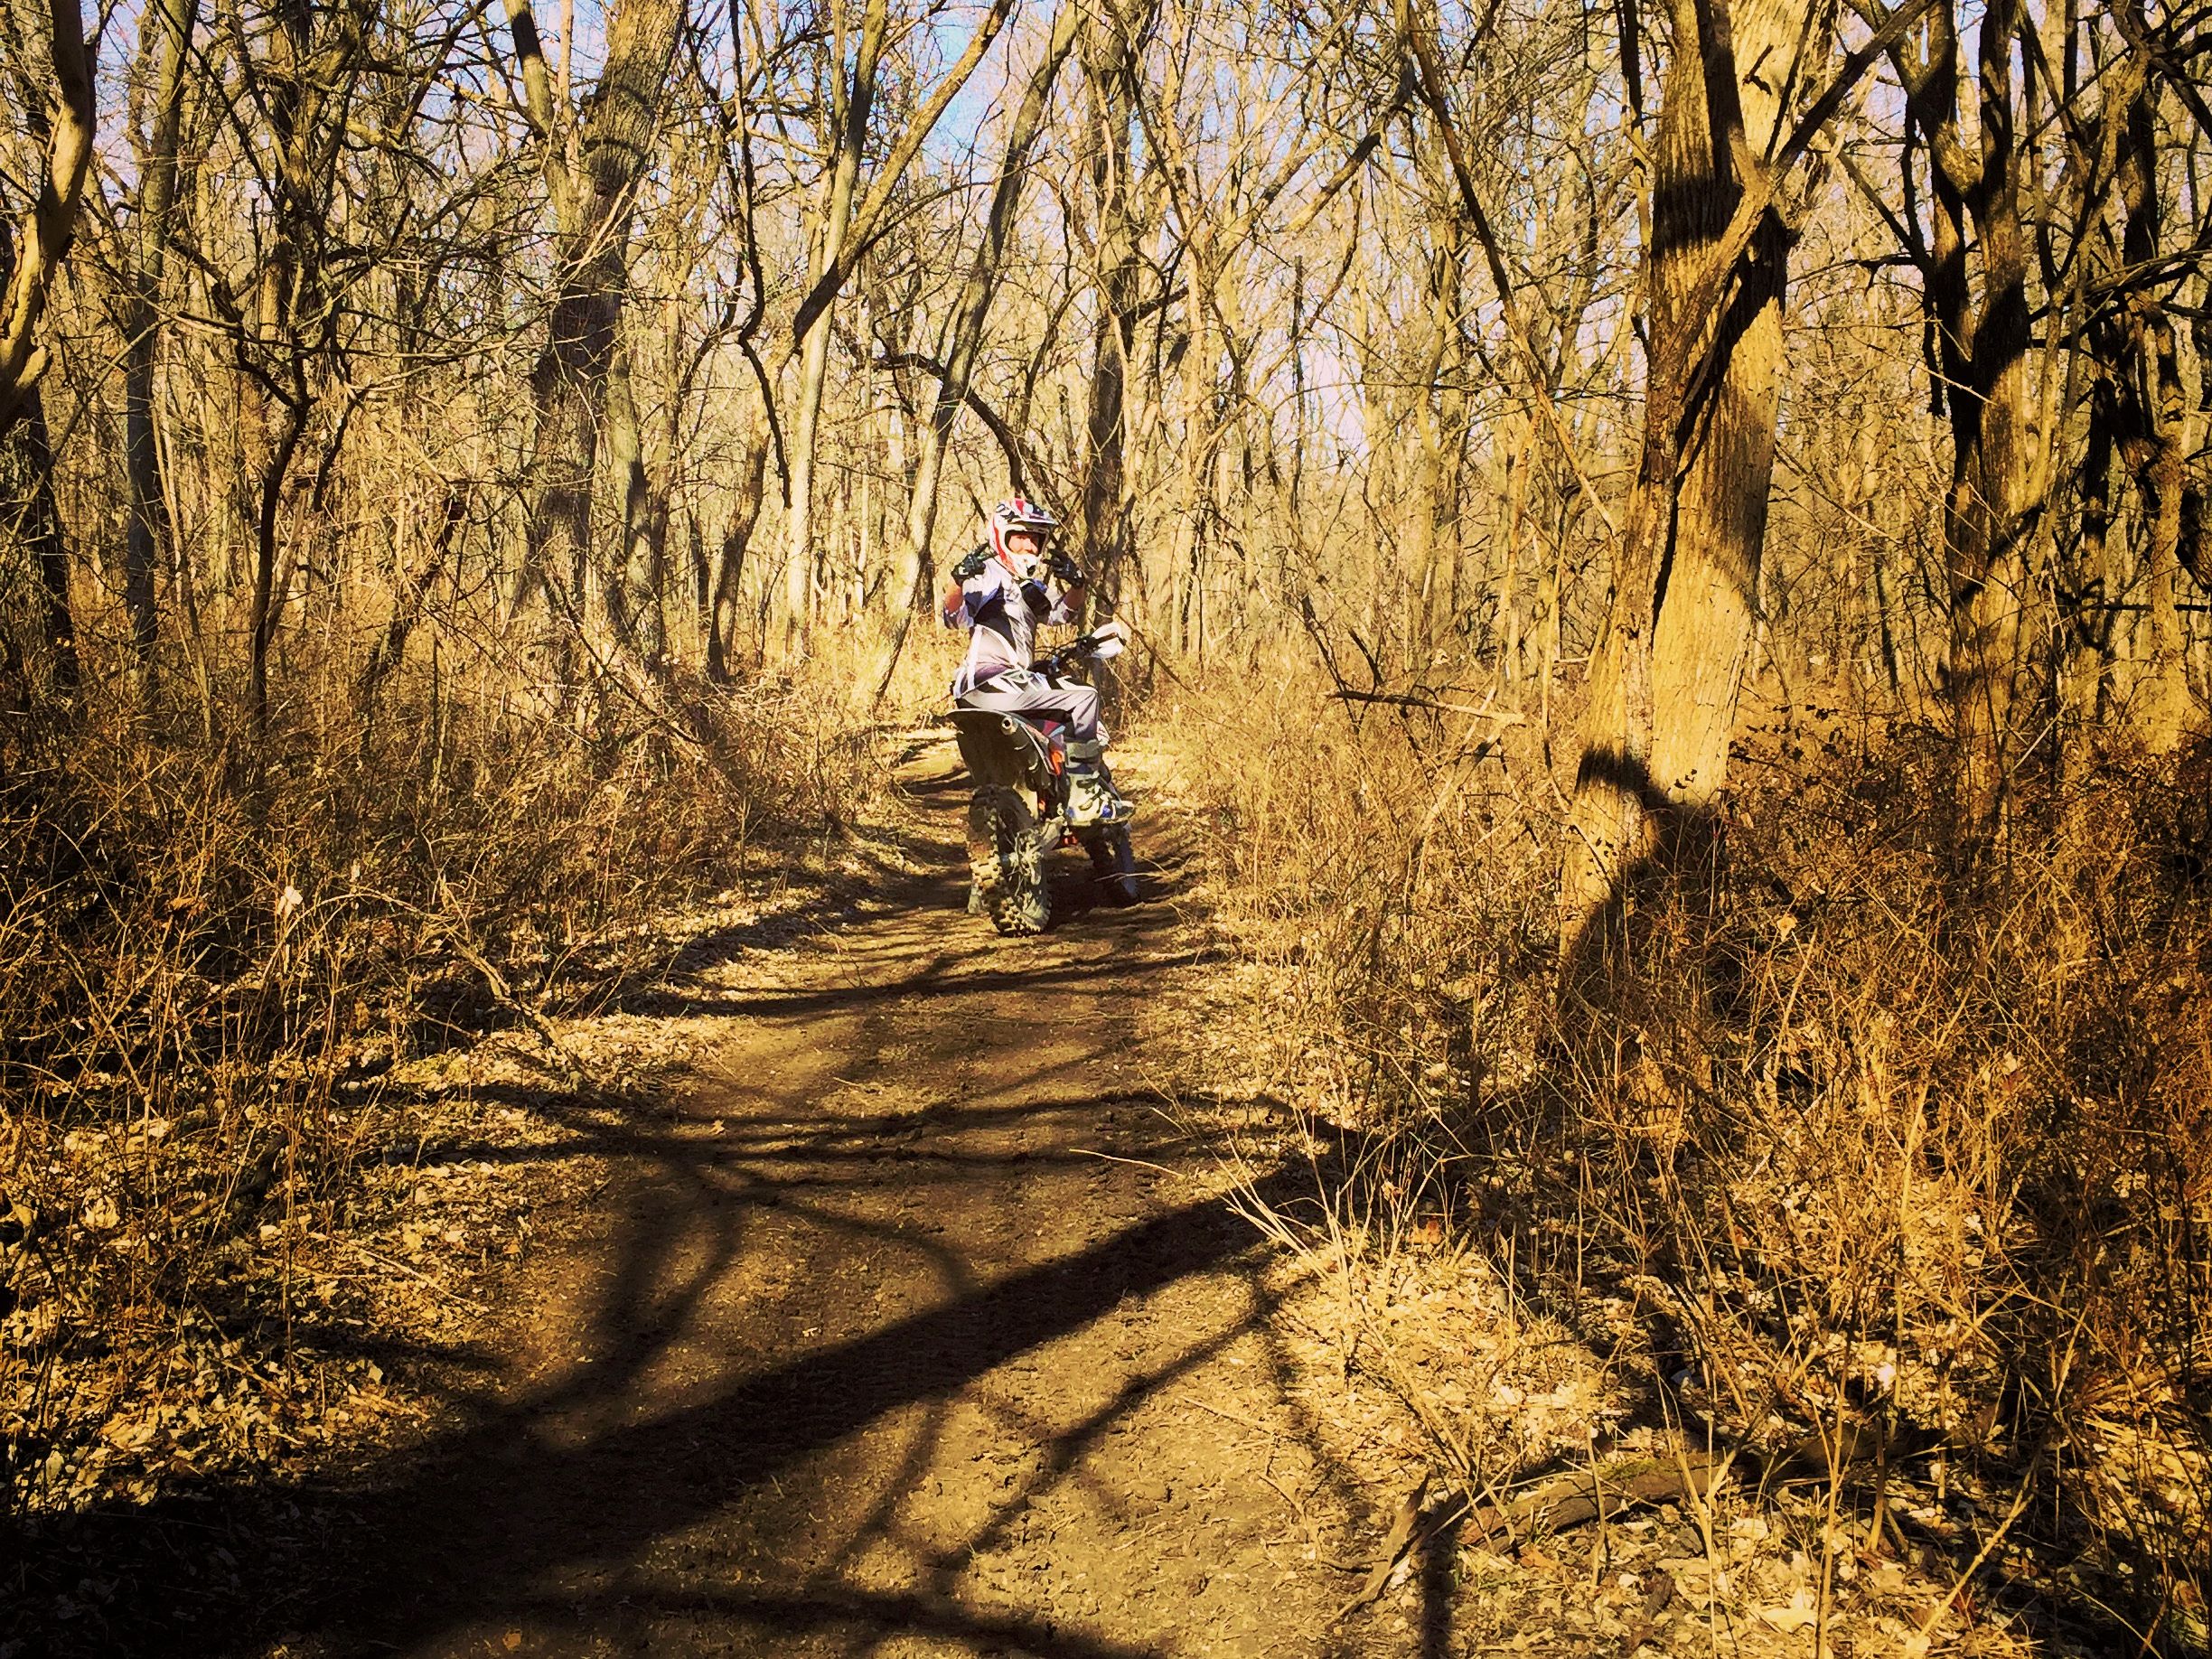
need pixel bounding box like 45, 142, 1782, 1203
287, 732, 1416, 1658
8, 732, 1995, 1659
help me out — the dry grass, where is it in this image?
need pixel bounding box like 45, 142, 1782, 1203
1160, 663, 2212, 1655
0, 632, 892, 1520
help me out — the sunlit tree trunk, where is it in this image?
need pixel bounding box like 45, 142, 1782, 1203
0, 0, 93, 716
2112, 33, 2190, 752
1491, 412, 1533, 683
1415, 220, 1466, 661
1561, 0, 1796, 960
708, 417, 771, 683
879, 2, 1082, 698
1167, 248, 1220, 661
121, 0, 195, 667
2059, 375, 2117, 817
605, 336, 664, 669
1945, 0, 2039, 833
0, 1, 93, 442
1077, 0, 1157, 704
782, 0, 889, 660
504, 0, 683, 665
1885, 0, 2042, 838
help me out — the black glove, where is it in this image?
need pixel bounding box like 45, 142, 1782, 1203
1047, 551, 1083, 586
951, 546, 988, 582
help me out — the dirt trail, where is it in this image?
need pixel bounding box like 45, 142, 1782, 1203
297, 741, 1386, 1658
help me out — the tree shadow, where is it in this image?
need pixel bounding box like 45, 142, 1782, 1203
1418, 1502, 1462, 1659
5, 763, 1372, 1659
9, 1094, 1310, 1653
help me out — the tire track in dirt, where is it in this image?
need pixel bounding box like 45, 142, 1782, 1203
303, 739, 1389, 1658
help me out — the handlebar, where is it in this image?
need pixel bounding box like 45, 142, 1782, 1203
1029, 619, 1128, 676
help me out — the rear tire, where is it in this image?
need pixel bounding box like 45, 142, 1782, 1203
968, 786, 1050, 935
1085, 824, 1140, 906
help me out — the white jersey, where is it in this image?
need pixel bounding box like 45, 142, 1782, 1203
941, 553, 1079, 695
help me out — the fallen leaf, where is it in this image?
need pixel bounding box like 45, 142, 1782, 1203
1757, 1589, 1818, 1633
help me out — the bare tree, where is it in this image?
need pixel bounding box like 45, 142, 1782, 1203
504, 0, 685, 670
1560, 0, 1916, 955
877, 2, 1084, 698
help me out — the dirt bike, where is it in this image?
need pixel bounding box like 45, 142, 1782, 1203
947, 621, 1140, 936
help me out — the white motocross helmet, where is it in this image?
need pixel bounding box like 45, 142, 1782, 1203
987, 497, 1059, 580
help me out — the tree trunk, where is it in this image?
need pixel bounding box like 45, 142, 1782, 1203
2060, 375, 2117, 813
605, 333, 665, 670
1560, 0, 1796, 962
1887, 0, 2042, 839
877, 2, 1082, 702
503, 0, 683, 660
1492, 412, 1533, 682
2132, 300, 2191, 752
1168, 254, 1218, 661
1945, 0, 2039, 833
122, 0, 195, 666
1416, 221, 1466, 662
0, 1, 95, 444
2111, 32, 2189, 751
248, 389, 310, 737
358, 483, 465, 739
708, 418, 771, 683
4, 388, 78, 700
1077, 0, 1156, 706
782, 0, 890, 661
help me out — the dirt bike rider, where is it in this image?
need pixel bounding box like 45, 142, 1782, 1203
942, 497, 1130, 827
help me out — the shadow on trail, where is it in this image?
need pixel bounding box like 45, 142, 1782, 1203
6, 766, 1351, 1659
325, 1161, 1307, 1654
14, 1094, 1288, 1658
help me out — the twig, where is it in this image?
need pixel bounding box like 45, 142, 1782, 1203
309, 1233, 486, 1313
1326, 688, 1526, 723
439, 932, 605, 1100
1463, 1453, 1722, 1547
1073, 1148, 1183, 1177
351, 883, 614, 1102
1915, 1470, 2035, 1641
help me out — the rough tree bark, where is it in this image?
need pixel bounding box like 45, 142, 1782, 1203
0, 0, 95, 445
2111, 10, 2191, 751
780, 0, 890, 659
504, 0, 684, 666
1559, 0, 1799, 960
708, 423, 771, 683
121, 0, 196, 665
1076, 0, 1158, 693
1883, 0, 2041, 839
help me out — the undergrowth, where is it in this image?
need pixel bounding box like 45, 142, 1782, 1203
1167, 667, 2212, 1655
0, 645, 882, 1522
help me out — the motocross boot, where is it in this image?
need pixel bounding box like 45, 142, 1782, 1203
1064, 740, 1130, 827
